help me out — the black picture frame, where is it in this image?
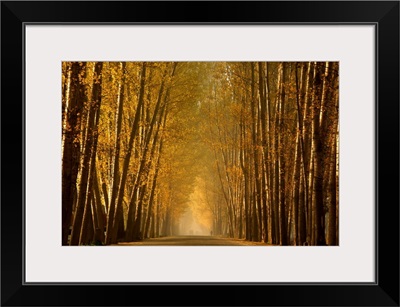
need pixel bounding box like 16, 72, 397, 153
1, 1, 399, 306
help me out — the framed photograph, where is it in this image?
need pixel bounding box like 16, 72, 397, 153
2, 1, 399, 306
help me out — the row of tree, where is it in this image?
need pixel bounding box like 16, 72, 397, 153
62, 62, 203, 245
197, 62, 339, 245
62, 61, 338, 246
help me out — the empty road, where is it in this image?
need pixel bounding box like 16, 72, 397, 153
115, 235, 272, 246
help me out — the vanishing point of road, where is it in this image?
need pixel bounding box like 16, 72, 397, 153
115, 235, 272, 246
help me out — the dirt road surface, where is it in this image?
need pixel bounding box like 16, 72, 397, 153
115, 235, 272, 246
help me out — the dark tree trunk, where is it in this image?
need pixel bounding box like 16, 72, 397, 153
312, 62, 327, 246
62, 62, 86, 245
70, 62, 103, 245
279, 63, 288, 246
93, 169, 106, 243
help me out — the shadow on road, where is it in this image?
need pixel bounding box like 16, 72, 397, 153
115, 235, 273, 246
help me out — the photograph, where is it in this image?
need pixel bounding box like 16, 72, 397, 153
62, 61, 339, 246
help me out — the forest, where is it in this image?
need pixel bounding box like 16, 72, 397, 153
62, 61, 339, 246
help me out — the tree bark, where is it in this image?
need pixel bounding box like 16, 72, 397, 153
70, 62, 103, 245
278, 63, 288, 245
105, 62, 127, 245
62, 62, 87, 245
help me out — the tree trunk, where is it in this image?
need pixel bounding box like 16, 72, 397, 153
62, 62, 86, 245
278, 63, 288, 245
250, 63, 260, 241
93, 169, 106, 243
105, 62, 127, 245
257, 62, 268, 241
70, 62, 103, 245
312, 62, 328, 246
